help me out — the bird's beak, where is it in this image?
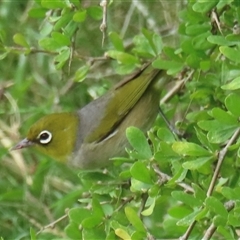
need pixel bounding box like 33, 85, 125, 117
10, 138, 34, 151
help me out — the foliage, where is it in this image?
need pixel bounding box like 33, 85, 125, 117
1, 0, 240, 239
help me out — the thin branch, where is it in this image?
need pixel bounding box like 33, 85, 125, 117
180, 128, 240, 240
100, 0, 108, 47
207, 128, 240, 197
153, 165, 194, 193
120, 2, 135, 38
160, 70, 194, 105
37, 210, 69, 235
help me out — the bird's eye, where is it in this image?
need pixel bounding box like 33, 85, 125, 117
37, 130, 52, 144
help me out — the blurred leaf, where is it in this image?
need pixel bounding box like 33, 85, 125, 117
115, 228, 131, 240
109, 32, 124, 51
28, 7, 47, 18
222, 76, 240, 90
185, 23, 211, 36
13, 33, 30, 48
157, 127, 176, 142
74, 65, 90, 82
125, 206, 146, 233
207, 35, 232, 46
73, 10, 87, 22
192, 0, 218, 13
219, 46, 240, 63
41, 0, 67, 9
30, 228, 37, 240
87, 6, 103, 20
152, 58, 184, 75
52, 32, 71, 46
68, 208, 90, 224
65, 222, 82, 239
107, 50, 139, 64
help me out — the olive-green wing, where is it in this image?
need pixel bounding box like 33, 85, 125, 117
85, 63, 162, 143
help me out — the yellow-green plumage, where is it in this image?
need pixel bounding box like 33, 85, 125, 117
12, 63, 167, 169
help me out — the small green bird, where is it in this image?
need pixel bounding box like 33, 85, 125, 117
11, 62, 167, 169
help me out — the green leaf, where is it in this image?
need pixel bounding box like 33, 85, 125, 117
217, 226, 235, 239
141, 197, 155, 216
130, 161, 153, 184
68, 208, 90, 224
65, 222, 82, 239
41, 0, 66, 9
171, 191, 202, 207
157, 128, 176, 142
142, 28, 161, 55
82, 227, 106, 240
107, 50, 139, 64
39, 37, 62, 51
185, 23, 211, 36
109, 32, 124, 51
225, 93, 240, 117
172, 142, 210, 156
222, 76, 240, 90
115, 228, 131, 240
207, 35, 232, 46
28, 8, 47, 18
126, 127, 152, 159
207, 125, 237, 143
73, 10, 87, 22
221, 187, 240, 200
54, 12, 74, 31
152, 59, 184, 75
51, 32, 71, 46
219, 46, 240, 63
205, 196, 228, 218
13, 33, 29, 48
125, 206, 146, 232
87, 6, 103, 20
211, 107, 237, 125
182, 156, 213, 170
168, 205, 192, 219
74, 65, 90, 82
54, 48, 70, 69
177, 209, 202, 226
192, 183, 206, 202
82, 216, 102, 228
30, 228, 37, 240
192, 0, 218, 13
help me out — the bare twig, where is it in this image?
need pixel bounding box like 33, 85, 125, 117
160, 70, 194, 105
211, 9, 223, 35
153, 165, 194, 193
37, 210, 69, 235
120, 2, 135, 38
100, 0, 108, 47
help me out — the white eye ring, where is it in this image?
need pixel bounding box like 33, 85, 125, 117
37, 130, 52, 144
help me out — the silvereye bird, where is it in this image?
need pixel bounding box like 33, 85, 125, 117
11, 62, 167, 169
